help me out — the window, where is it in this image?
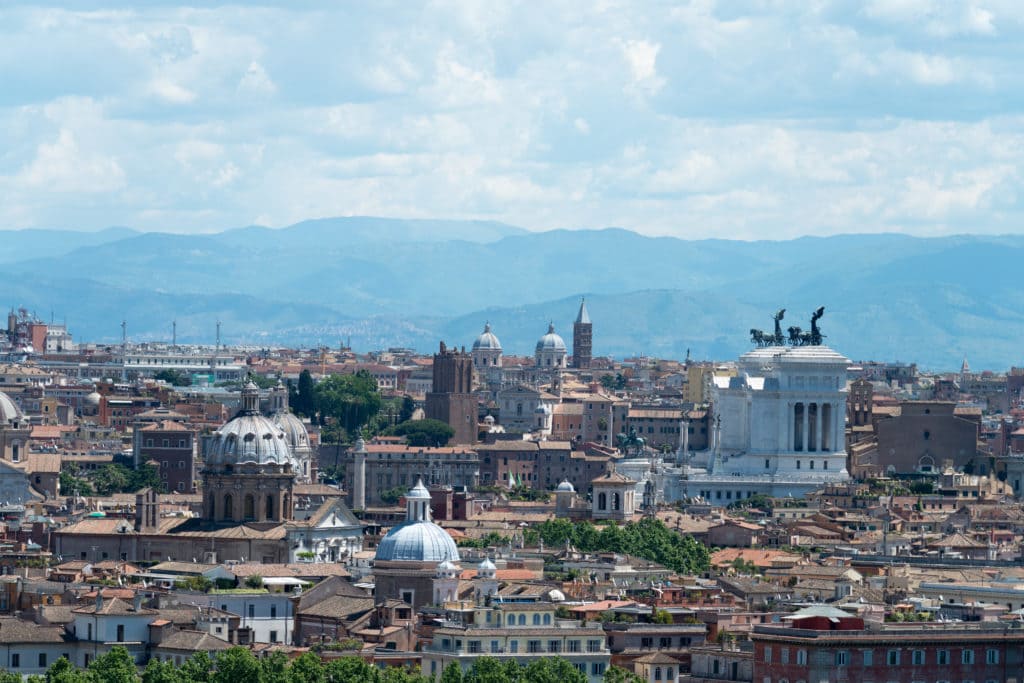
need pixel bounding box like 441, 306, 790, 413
10, 654, 18, 668
116, 624, 125, 642
527, 640, 541, 653
509, 641, 518, 653
270, 606, 277, 618
961, 649, 975, 665
862, 649, 873, 666
270, 631, 278, 643
660, 637, 671, 648
911, 650, 924, 665
468, 641, 481, 653
506, 614, 514, 626
548, 640, 560, 653
642, 637, 654, 648
533, 614, 541, 625
886, 649, 900, 665
835, 651, 849, 666
491, 641, 499, 653
796, 650, 807, 665
39, 653, 46, 667
248, 605, 255, 619
796, 460, 801, 469
587, 639, 602, 653
985, 649, 999, 664
765, 647, 773, 663
655, 667, 662, 681
567, 640, 580, 653
937, 649, 949, 665
592, 663, 606, 675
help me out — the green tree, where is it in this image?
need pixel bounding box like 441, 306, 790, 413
439, 663, 464, 683
46, 657, 91, 683
652, 608, 673, 624
398, 395, 416, 423
87, 646, 138, 683
259, 651, 290, 683
287, 653, 326, 683
128, 463, 164, 493
142, 658, 180, 683
213, 648, 261, 683
244, 574, 264, 589
295, 369, 316, 418
386, 418, 455, 447
463, 657, 510, 683
523, 659, 586, 683
178, 652, 213, 683
154, 369, 191, 386
91, 464, 130, 496
324, 657, 378, 683
315, 372, 382, 434
60, 466, 93, 497
602, 666, 644, 683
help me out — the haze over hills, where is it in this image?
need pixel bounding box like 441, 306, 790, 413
3, 217, 1023, 370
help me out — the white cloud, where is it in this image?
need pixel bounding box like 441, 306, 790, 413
237, 61, 275, 96
2, 2, 1024, 239
149, 78, 197, 103
18, 128, 125, 193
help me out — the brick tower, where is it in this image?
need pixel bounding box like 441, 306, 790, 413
425, 342, 477, 445
572, 298, 592, 369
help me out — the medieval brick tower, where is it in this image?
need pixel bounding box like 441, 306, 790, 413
572, 298, 592, 369
425, 342, 477, 445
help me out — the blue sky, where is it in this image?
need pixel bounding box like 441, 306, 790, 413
2, 0, 1022, 239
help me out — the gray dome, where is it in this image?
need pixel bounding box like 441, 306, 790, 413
473, 322, 502, 351
272, 411, 312, 454
206, 414, 294, 467
556, 479, 575, 493
0, 392, 23, 424
375, 520, 460, 563
206, 382, 295, 468
535, 323, 567, 352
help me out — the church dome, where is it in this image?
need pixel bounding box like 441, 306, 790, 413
0, 392, 23, 425
375, 520, 461, 563
556, 479, 575, 493
205, 382, 295, 468
473, 323, 502, 351
374, 478, 460, 564
535, 323, 566, 353
477, 557, 496, 578
85, 391, 102, 407
272, 411, 312, 454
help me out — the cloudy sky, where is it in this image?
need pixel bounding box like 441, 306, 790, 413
2, 1, 1023, 239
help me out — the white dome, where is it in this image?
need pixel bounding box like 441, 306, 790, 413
473, 322, 502, 351
375, 520, 461, 563
436, 559, 460, 578
556, 480, 575, 493
406, 478, 431, 500
479, 557, 496, 570
535, 323, 567, 352
0, 392, 23, 424
272, 411, 312, 454
205, 382, 296, 468
548, 589, 566, 602
477, 557, 496, 578
206, 414, 294, 467
85, 391, 102, 407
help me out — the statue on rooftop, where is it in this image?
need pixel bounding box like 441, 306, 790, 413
810, 306, 826, 346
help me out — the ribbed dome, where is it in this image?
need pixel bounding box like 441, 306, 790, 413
375, 520, 461, 563
272, 411, 312, 454
472, 322, 502, 351
477, 557, 496, 578
0, 392, 23, 425
556, 479, 575, 493
535, 323, 566, 352
205, 382, 295, 468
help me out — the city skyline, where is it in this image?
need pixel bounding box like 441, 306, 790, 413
3, 2, 1024, 239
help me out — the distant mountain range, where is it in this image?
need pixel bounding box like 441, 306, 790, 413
3, 217, 1023, 370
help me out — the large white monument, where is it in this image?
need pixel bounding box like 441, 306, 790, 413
686, 309, 851, 501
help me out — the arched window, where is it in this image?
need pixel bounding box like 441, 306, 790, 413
598, 492, 607, 510
543, 614, 551, 625
518, 614, 526, 625
207, 495, 216, 519
266, 495, 275, 520
244, 494, 255, 520
223, 494, 233, 520
612, 492, 621, 511
533, 614, 540, 625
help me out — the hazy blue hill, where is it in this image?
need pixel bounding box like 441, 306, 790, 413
0, 227, 137, 263
4, 218, 1024, 368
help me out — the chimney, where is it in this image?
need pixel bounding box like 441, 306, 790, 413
95, 591, 103, 611
133, 592, 142, 612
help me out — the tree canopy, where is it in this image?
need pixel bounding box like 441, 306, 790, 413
314, 371, 382, 440
25, 649, 599, 683
386, 418, 454, 447
532, 517, 709, 574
